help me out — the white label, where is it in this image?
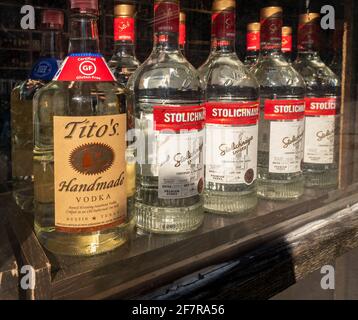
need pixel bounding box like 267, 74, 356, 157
205, 124, 258, 184
304, 116, 335, 164
158, 131, 204, 199
269, 120, 304, 174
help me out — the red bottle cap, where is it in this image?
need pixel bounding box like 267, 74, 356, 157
42, 10, 64, 28
71, 0, 98, 11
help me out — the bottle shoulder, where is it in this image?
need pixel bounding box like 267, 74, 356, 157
131, 51, 201, 91
293, 57, 341, 92
206, 53, 259, 90
252, 54, 306, 92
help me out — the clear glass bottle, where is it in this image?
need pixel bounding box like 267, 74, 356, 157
33, 0, 134, 256
244, 22, 260, 68
252, 6, 306, 200
293, 13, 341, 188
131, 0, 204, 234
179, 11, 186, 55
203, 0, 259, 214
282, 26, 293, 62
11, 10, 64, 211
108, 4, 140, 87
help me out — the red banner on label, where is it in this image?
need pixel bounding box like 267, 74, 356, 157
212, 11, 236, 39
179, 23, 186, 46
54, 54, 116, 82
264, 99, 305, 120
205, 101, 259, 125
305, 97, 339, 116
114, 17, 135, 41
153, 106, 205, 132
247, 31, 260, 51
282, 34, 292, 52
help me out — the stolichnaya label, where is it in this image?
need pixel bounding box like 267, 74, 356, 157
153, 105, 204, 199
179, 22, 186, 46
114, 17, 135, 42
54, 114, 127, 233
264, 99, 305, 174
54, 53, 116, 82
154, 2, 179, 34
261, 15, 283, 50
30, 57, 61, 81
304, 97, 338, 164
205, 102, 259, 185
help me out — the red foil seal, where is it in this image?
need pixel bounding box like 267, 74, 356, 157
42, 10, 64, 28
212, 11, 235, 39
114, 17, 135, 42
247, 31, 260, 51
298, 22, 320, 51
261, 16, 282, 50
179, 22, 186, 46
71, 0, 98, 11
154, 2, 179, 33
282, 34, 292, 52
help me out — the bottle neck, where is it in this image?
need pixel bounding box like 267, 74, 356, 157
260, 15, 282, 54
113, 41, 136, 57
68, 12, 100, 54
179, 21, 186, 50
297, 22, 320, 55
40, 28, 63, 59
153, 2, 179, 51
246, 30, 260, 54
211, 10, 236, 54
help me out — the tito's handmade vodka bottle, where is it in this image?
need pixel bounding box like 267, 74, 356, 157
11, 10, 64, 211
203, 0, 259, 214
293, 13, 340, 188
108, 4, 140, 87
33, 0, 134, 256
244, 22, 260, 68
131, 0, 204, 234
252, 6, 306, 200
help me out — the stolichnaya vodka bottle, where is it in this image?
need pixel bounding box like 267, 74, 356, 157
33, 0, 134, 256
203, 0, 259, 214
11, 10, 64, 211
293, 13, 341, 188
244, 22, 260, 68
131, 0, 204, 234
108, 4, 140, 87
252, 6, 306, 200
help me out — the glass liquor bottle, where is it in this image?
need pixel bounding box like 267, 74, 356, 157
203, 0, 259, 214
293, 13, 340, 188
244, 22, 260, 68
282, 26, 293, 62
131, 0, 204, 234
33, 0, 134, 256
108, 4, 140, 87
11, 10, 64, 211
179, 11, 186, 55
252, 6, 306, 200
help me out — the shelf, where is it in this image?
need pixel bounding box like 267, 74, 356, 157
5, 182, 358, 300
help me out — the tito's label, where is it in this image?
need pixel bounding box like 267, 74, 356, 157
54, 114, 127, 233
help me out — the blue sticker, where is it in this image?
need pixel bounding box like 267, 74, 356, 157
30, 58, 60, 81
